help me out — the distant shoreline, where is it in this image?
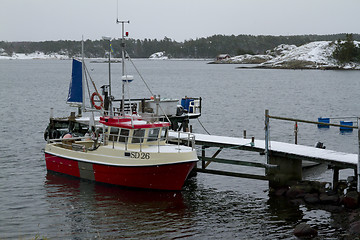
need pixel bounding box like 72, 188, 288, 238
208, 61, 360, 70
0, 56, 211, 61
235, 64, 360, 70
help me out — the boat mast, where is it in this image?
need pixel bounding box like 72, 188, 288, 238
102, 36, 113, 116
81, 36, 85, 114
116, 19, 129, 117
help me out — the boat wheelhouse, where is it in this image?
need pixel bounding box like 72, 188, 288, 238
101, 115, 171, 149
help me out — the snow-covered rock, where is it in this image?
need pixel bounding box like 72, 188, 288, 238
261, 41, 339, 69
0, 48, 8, 56
0, 51, 69, 60
266, 44, 297, 56
149, 51, 169, 60
229, 54, 272, 64
225, 41, 360, 69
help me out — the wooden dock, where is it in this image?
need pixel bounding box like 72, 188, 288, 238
186, 132, 357, 168
169, 131, 357, 167
168, 111, 359, 190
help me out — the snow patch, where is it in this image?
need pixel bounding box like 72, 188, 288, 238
0, 51, 69, 60
266, 44, 297, 56
262, 41, 338, 68
149, 51, 169, 60
229, 54, 272, 64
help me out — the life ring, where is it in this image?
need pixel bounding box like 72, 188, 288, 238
63, 133, 73, 139
91, 92, 103, 110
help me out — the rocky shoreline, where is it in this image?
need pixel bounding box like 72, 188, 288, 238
236, 64, 360, 70
270, 180, 360, 238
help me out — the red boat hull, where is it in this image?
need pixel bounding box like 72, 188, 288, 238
45, 153, 196, 190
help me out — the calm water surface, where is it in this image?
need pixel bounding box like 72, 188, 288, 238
1, 59, 360, 239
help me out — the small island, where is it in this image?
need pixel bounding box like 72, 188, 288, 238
210, 34, 360, 70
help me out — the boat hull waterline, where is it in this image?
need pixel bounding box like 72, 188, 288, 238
45, 153, 197, 190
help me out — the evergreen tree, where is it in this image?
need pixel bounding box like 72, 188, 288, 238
2, 33, 360, 59
333, 34, 360, 63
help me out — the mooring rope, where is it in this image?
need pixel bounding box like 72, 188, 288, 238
197, 118, 211, 135
84, 63, 101, 97
126, 51, 171, 123
84, 63, 105, 111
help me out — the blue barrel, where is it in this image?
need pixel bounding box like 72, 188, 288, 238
181, 98, 187, 109
181, 98, 194, 111
340, 121, 353, 131
317, 117, 330, 128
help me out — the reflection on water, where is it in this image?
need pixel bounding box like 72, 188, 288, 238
45, 172, 300, 239
45, 172, 193, 239
267, 196, 303, 224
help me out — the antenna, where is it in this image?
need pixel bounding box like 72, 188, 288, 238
116, 19, 130, 117
116, 0, 119, 23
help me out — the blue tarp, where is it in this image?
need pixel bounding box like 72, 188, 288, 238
67, 59, 83, 104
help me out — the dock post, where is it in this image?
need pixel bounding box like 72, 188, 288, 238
265, 109, 302, 189
333, 166, 339, 190
267, 155, 302, 189
294, 121, 298, 144
201, 146, 206, 169
358, 118, 360, 192
265, 110, 269, 165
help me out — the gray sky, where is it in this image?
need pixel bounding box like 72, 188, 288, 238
1, 0, 359, 42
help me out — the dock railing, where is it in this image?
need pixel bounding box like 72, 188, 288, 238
265, 109, 360, 192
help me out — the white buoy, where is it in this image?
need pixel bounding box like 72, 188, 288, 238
122, 75, 134, 82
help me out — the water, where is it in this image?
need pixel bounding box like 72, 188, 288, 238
1, 59, 360, 239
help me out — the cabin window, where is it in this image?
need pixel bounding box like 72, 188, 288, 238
132, 129, 145, 143
109, 127, 119, 142
72, 122, 87, 132
148, 128, 160, 142
160, 127, 168, 141
53, 121, 69, 129
119, 129, 129, 143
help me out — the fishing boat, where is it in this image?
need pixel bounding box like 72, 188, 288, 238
44, 22, 198, 190
44, 56, 202, 139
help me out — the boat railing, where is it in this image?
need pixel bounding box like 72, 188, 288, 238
107, 131, 195, 153
47, 136, 86, 143
169, 131, 196, 152
47, 133, 195, 153
47, 136, 90, 151
102, 109, 162, 123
